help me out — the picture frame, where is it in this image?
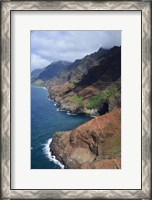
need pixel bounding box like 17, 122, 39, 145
1, 0, 151, 199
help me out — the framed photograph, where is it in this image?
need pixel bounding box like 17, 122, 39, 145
1, 0, 151, 199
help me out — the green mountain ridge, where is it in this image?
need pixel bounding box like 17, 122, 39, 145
37, 60, 72, 81
32, 46, 121, 116
47, 46, 121, 116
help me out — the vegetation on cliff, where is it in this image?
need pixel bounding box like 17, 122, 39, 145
45, 46, 121, 116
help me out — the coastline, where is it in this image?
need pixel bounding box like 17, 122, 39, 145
31, 85, 98, 168
31, 85, 121, 169
31, 85, 65, 168
32, 85, 92, 168
49, 108, 121, 169
32, 85, 94, 116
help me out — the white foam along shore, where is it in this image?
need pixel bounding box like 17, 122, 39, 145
43, 86, 47, 90
48, 96, 77, 115
32, 85, 47, 90
34, 85, 78, 116
43, 138, 64, 169
66, 111, 77, 115
48, 98, 54, 102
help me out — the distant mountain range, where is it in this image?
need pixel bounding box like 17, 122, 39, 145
31, 47, 109, 84
38, 60, 71, 81
31, 68, 44, 83
31, 60, 71, 83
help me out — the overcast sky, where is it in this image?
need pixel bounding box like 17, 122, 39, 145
31, 31, 121, 70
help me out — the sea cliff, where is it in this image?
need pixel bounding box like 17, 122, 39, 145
50, 108, 121, 169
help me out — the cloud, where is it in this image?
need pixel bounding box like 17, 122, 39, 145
31, 31, 121, 70
31, 54, 50, 70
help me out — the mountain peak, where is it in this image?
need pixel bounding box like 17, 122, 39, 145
37, 60, 71, 81
52, 60, 71, 64
98, 47, 107, 51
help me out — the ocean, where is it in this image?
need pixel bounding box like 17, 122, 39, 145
31, 86, 91, 169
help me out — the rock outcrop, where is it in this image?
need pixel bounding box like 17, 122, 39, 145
50, 108, 121, 169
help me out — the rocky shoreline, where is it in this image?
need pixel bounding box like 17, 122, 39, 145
49, 108, 121, 169
48, 92, 104, 118
47, 92, 97, 117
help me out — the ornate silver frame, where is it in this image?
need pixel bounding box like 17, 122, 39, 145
1, 0, 151, 199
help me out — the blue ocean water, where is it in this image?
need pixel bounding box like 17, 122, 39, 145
31, 86, 91, 169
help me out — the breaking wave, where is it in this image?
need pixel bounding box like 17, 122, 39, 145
43, 138, 64, 169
